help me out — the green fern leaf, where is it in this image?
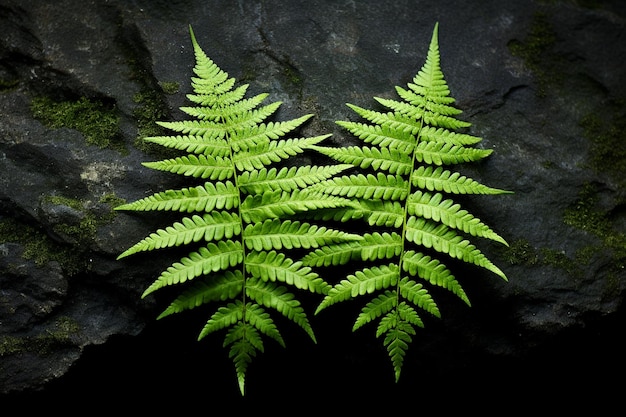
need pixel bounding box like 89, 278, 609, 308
116, 26, 357, 395
141, 240, 244, 297
358, 232, 403, 261
234, 135, 330, 171
352, 290, 397, 331
401, 250, 469, 305
199, 301, 244, 340
300, 240, 364, 267
310, 145, 413, 175
394, 86, 462, 117
144, 132, 229, 156
374, 97, 471, 130
408, 191, 507, 245
397, 277, 440, 317
244, 219, 361, 251
314, 173, 409, 200
245, 279, 316, 342
418, 125, 481, 146
244, 302, 284, 347
240, 189, 353, 223
238, 164, 352, 194
226, 322, 261, 396
115, 182, 239, 213
316, 264, 400, 312
157, 270, 244, 319
413, 141, 492, 165
142, 154, 234, 180
229, 116, 312, 152
336, 120, 415, 152
118, 212, 241, 259
180, 92, 270, 120
405, 216, 507, 280
411, 166, 511, 195
245, 251, 330, 294
378, 306, 417, 382
353, 200, 404, 228
309, 22, 511, 382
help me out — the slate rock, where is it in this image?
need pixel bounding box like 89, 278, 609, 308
0, 0, 625, 407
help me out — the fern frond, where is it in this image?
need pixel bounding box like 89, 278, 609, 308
418, 125, 481, 146
198, 301, 244, 340
155, 119, 224, 136
357, 199, 404, 228
310, 22, 511, 382
301, 240, 365, 267
374, 97, 471, 130
344, 106, 423, 136
397, 277, 440, 317
186, 83, 247, 106
221, 101, 282, 131
179, 92, 269, 120
117, 25, 361, 395
379, 304, 419, 382
395, 86, 462, 117
359, 232, 403, 261
413, 141, 492, 165
226, 322, 261, 397
245, 302, 284, 347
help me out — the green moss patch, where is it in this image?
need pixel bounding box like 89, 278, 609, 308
507, 12, 562, 97
30, 96, 126, 154
564, 183, 626, 270
0, 316, 81, 357
0, 217, 86, 275
579, 103, 626, 186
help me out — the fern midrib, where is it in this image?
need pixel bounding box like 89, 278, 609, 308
223, 114, 249, 312
397, 114, 425, 311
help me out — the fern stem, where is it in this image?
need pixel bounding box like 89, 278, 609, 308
224, 118, 249, 311
398, 117, 425, 305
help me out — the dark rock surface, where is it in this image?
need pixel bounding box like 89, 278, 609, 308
1, 0, 625, 409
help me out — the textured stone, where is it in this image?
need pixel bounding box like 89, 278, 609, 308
0, 0, 625, 407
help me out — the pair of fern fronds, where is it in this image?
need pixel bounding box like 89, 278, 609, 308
116, 23, 510, 395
